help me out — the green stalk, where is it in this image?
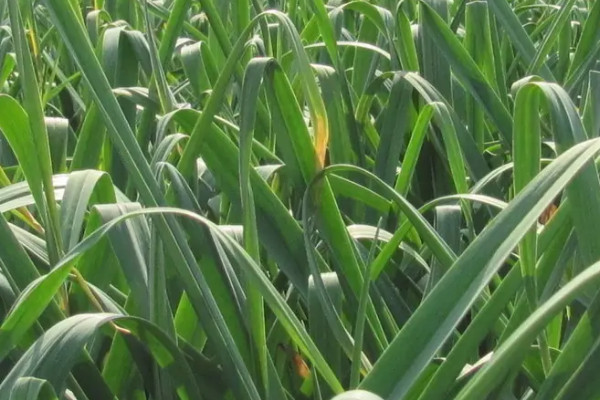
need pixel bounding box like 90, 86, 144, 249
8, 1, 63, 265
350, 220, 381, 388
141, 0, 175, 113
513, 85, 551, 375
136, 0, 189, 156
239, 60, 269, 394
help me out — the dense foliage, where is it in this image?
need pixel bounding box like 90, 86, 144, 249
0, 0, 599, 399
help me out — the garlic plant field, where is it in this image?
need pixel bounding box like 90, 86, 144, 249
0, 0, 599, 399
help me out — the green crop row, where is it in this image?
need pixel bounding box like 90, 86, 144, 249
0, 0, 599, 399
